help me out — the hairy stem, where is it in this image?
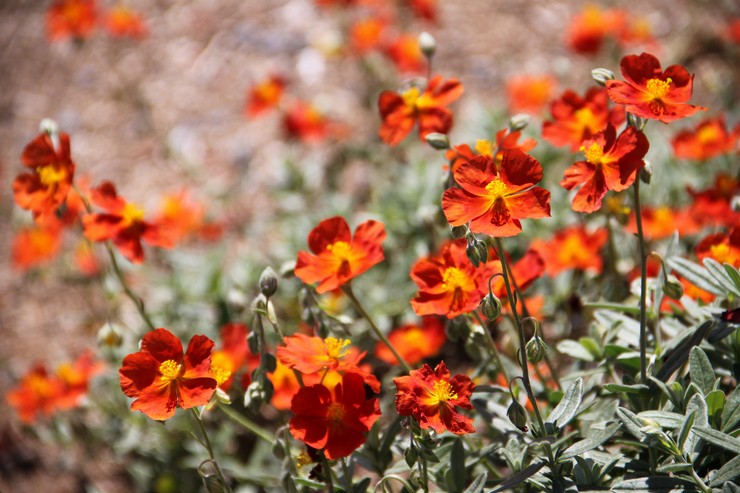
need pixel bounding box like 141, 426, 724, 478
190, 407, 231, 493
632, 180, 649, 383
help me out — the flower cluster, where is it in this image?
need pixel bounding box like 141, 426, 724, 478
47, 0, 147, 42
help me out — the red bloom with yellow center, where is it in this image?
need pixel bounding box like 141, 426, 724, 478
606, 52, 706, 123
384, 34, 425, 74
442, 150, 551, 237
393, 361, 475, 435
119, 328, 217, 421
289, 372, 381, 460
561, 124, 649, 213
277, 334, 380, 392
210, 323, 258, 391
375, 316, 447, 366
531, 225, 608, 276
672, 116, 739, 160
378, 75, 464, 146
543, 87, 625, 150
6, 364, 63, 423
268, 359, 302, 411
565, 5, 626, 55
410, 239, 496, 319
696, 228, 740, 268
104, 5, 148, 38
445, 129, 537, 173
13, 132, 76, 217
244, 75, 286, 118
282, 100, 331, 143
625, 206, 700, 240
82, 181, 173, 263
46, 0, 97, 41
155, 190, 207, 245
687, 174, 740, 228
54, 350, 104, 411
11, 223, 63, 271
295, 216, 386, 294
506, 74, 557, 115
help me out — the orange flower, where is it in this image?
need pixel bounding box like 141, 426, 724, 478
445, 130, 537, 173
82, 181, 173, 263
277, 334, 380, 392
54, 350, 104, 411
47, 0, 97, 41
565, 5, 626, 54
506, 75, 557, 115
295, 216, 386, 294
7, 364, 63, 423
696, 228, 740, 268
687, 174, 740, 228
543, 87, 625, 150
350, 17, 386, 54
442, 150, 550, 237
155, 190, 206, 245
625, 206, 700, 240
290, 372, 381, 459
268, 359, 302, 411
282, 100, 331, 143
410, 239, 496, 319
13, 132, 76, 217
11, 223, 63, 271
104, 5, 147, 38
561, 124, 648, 213
618, 15, 658, 51
384, 34, 425, 74
375, 317, 447, 366
531, 225, 608, 276
244, 75, 286, 118
393, 361, 475, 435
119, 328, 217, 421
606, 52, 707, 123
488, 248, 544, 300
672, 116, 739, 160
210, 323, 258, 391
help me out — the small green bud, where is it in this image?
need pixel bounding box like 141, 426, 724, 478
507, 400, 529, 432
425, 132, 450, 150
662, 275, 684, 300
627, 112, 647, 131
508, 113, 530, 132
591, 68, 615, 86
258, 266, 278, 297
450, 225, 467, 239
97, 322, 123, 348
639, 161, 652, 184
466, 241, 481, 267
474, 239, 488, 264
479, 292, 502, 320
526, 333, 548, 364
418, 31, 436, 59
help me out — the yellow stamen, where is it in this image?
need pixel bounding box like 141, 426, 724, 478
210, 353, 233, 386
696, 125, 720, 144
646, 77, 672, 100
475, 139, 494, 157
485, 178, 509, 200
122, 203, 145, 224
581, 142, 604, 165
324, 337, 351, 360
574, 107, 600, 133
326, 402, 345, 422
37, 164, 67, 186
709, 243, 731, 263
428, 379, 458, 405
159, 359, 182, 382
401, 87, 421, 107
442, 267, 469, 291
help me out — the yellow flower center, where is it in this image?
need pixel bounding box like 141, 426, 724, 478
646, 77, 672, 100
429, 379, 458, 405
485, 178, 509, 200
324, 337, 351, 360
475, 139, 494, 157
296, 452, 313, 468
401, 87, 421, 107
159, 359, 182, 382
709, 243, 731, 263
28, 374, 53, 395
557, 235, 590, 265
210, 352, 233, 386
327, 402, 345, 422
37, 164, 67, 186
326, 241, 352, 260
122, 203, 145, 224
442, 267, 469, 291
574, 107, 600, 133
581, 142, 604, 165
697, 125, 720, 144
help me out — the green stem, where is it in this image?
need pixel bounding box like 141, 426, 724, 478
319, 451, 334, 493
632, 180, 649, 383
472, 310, 509, 383
105, 243, 157, 332
341, 458, 352, 492
189, 407, 231, 493
690, 466, 711, 493
343, 285, 412, 373
217, 403, 274, 444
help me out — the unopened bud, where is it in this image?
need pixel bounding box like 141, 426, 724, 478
479, 293, 502, 320
730, 195, 740, 213
425, 132, 450, 150
450, 225, 467, 239
639, 161, 652, 184
466, 241, 481, 268
507, 400, 529, 432
97, 322, 123, 348
39, 118, 59, 136
258, 266, 278, 298
418, 32, 436, 59
627, 112, 647, 131
591, 68, 615, 86
474, 239, 488, 264
526, 333, 548, 364
662, 275, 684, 300
508, 113, 530, 132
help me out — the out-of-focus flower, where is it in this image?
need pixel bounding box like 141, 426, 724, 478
561, 124, 648, 213
375, 316, 447, 365
542, 87, 625, 150
13, 132, 76, 217
618, 15, 658, 51
442, 150, 550, 237
54, 350, 104, 411
379, 75, 463, 146
267, 359, 301, 411
565, 4, 626, 54
410, 239, 496, 319
605, 52, 706, 123
696, 228, 740, 268
295, 216, 386, 294
409, 0, 438, 23
11, 223, 63, 271
47, 0, 97, 42
506, 75, 557, 114
393, 361, 475, 435
349, 17, 386, 54
687, 174, 740, 228
104, 5, 147, 38
245, 75, 286, 118
384, 33, 425, 73
74, 240, 101, 276
82, 181, 173, 263
625, 206, 700, 240
531, 225, 608, 276
290, 372, 381, 459
671, 116, 739, 160
155, 190, 206, 245
282, 100, 331, 142
726, 19, 740, 45
210, 323, 258, 391
119, 328, 217, 421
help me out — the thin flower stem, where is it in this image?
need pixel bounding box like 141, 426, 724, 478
472, 310, 509, 383
319, 450, 334, 493
217, 403, 274, 444
189, 407, 231, 493
632, 180, 649, 383
343, 285, 412, 373
341, 458, 352, 492
105, 243, 157, 332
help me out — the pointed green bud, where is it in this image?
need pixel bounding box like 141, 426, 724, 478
627, 112, 647, 131
507, 400, 529, 432
508, 113, 530, 132
450, 225, 467, 239
258, 266, 278, 298
474, 238, 488, 264
662, 275, 684, 300
425, 132, 450, 150
466, 241, 481, 268
479, 292, 502, 320
639, 161, 652, 184
526, 333, 548, 364
591, 68, 615, 86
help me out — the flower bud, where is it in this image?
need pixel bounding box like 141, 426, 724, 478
627, 112, 647, 131
508, 113, 530, 132
450, 225, 467, 239
39, 118, 59, 136
97, 322, 123, 348
479, 292, 502, 320
526, 333, 548, 364
662, 275, 684, 300
466, 241, 481, 268
639, 161, 652, 184
591, 68, 615, 86
418, 31, 436, 59
507, 400, 529, 432
474, 239, 488, 264
425, 132, 450, 150
258, 266, 278, 298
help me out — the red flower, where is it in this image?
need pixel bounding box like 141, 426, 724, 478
393, 361, 475, 435
606, 53, 706, 123
210, 323, 258, 391
410, 239, 496, 319
531, 225, 608, 276
625, 206, 700, 240
375, 317, 447, 366
565, 5, 626, 55
282, 100, 331, 143
13, 132, 76, 217
82, 181, 173, 263
104, 6, 147, 38
378, 75, 463, 146
290, 372, 381, 459
672, 116, 739, 160
560, 124, 648, 213
11, 223, 63, 271
245, 75, 286, 118
46, 0, 97, 41
442, 150, 550, 237
445, 130, 537, 173
696, 228, 740, 268
295, 216, 386, 293
384, 34, 425, 74
7, 364, 62, 423
543, 87, 625, 150
409, 0, 438, 23
54, 350, 104, 411
349, 17, 386, 54
687, 174, 740, 228
119, 328, 217, 421
155, 190, 207, 245
506, 74, 557, 115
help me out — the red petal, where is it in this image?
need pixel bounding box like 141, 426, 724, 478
182, 334, 215, 379
308, 216, 351, 253
141, 328, 183, 364
442, 187, 493, 226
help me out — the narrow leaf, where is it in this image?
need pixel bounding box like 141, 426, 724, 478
689, 346, 716, 395
617, 407, 646, 441
710, 454, 740, 487
704, 258, 740, 296
721, 387, 740, 432
490, 460, 546, 493
668, 257, 725, 295
448, 438, 466, 493
604, 383, 649, 395
638, 410, 685, 429
678, 411, 695, 455
723, 263, 740, 293
463, 472, 488, 493
612, 477, 699, 491
556, 340, 594, 361
559, 422, 621, 460
546, 378, 583, 431
691, 427, 740, 454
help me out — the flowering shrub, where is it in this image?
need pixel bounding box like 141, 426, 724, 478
4, 2, 740, 493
